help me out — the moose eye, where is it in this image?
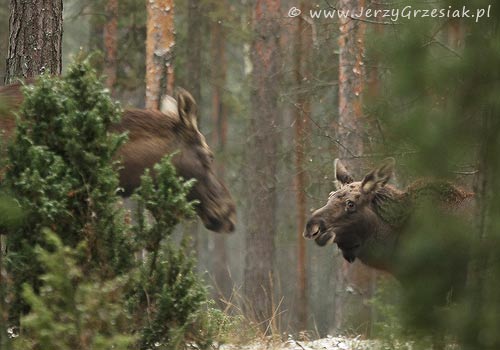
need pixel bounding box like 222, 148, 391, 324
345, 200, 356, 212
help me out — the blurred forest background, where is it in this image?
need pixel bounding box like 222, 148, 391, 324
1, 0, 500, 349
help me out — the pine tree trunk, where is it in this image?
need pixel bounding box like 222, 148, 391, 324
463, 102, 500, 348
293, 3, 310, 331
243, 0, 281, 328
103, 0, 118, 91
333, 0, 375, 336
0, 0, 10, 84
145, 0, 175, 109
5, 0, 63, 84
367, 8, 383, 103
0, 236, 8, 350
88, 2, 104, 53
181, 0, 205, 260
210, 9, 231, 304
447, 19, 464, 50
185, 0, 202, 106
463, 14, 500, 348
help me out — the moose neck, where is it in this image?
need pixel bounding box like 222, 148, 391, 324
357, 181, 473, 277
357, 186, 412, 273
356, 217, 403, 273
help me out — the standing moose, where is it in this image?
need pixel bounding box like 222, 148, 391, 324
303, 158, 474, 281
0, 82, 236, 233
304, 158, 477, 345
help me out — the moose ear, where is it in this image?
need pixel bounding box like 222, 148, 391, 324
160, 95, 178, 116
361, 158, 395, 194
334, 159, 354, 189
176, 87, 199, 131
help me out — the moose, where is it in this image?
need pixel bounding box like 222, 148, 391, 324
303, 158, 474, 287
0, 82, 236, 233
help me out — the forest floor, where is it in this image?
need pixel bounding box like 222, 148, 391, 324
220, 336, 382, 350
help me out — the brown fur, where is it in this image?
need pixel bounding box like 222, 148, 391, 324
0, 82, 236, 233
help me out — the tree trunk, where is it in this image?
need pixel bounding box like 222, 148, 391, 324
145, 0, 175, 109
462, 12, 500, 348
333, 0, 375, 336
181, 0, 205, 262
447, 19, 464, 50
243, 0, 281, 330
88, 2, 104, 56
0, 0, 10, 84
462, 99, 500, 349
293, 2, 310, 331
5, 0, 63, 84
0, 236, 9, 350
3, 2, 62, 344
210, 8, 231, 305
185, 0, 203, 107
103, 0, 118, 91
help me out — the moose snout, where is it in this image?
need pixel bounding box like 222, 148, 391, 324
199, 198, 237, 234
204, 211, 236, 233
303, 218, 325, 240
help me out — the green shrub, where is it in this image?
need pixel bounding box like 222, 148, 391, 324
5, 59, 132, 320
12, 230, 134, 350
3, 57, 234, 349
129, 156, 229, 349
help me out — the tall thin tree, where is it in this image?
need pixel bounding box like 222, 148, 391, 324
210, 2, 231, 304
333, 0, 375, 335
4, 0, 63, 83
293, 1, 311, 331
185, 0, 202, 106
145, 0, 175, 109
0, 0, 10, 83
103, 0, 118, 91
243, 0, 281, 328
182, 0, 204, 259
3, 1, 63, 342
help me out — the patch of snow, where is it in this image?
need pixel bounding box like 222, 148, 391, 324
220, 336, 381, 350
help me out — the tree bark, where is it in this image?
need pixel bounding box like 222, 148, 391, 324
5, 0, 63, 84
462, 13, 500, 348
0, 0, 10, 84
103, 0, 118, 91
88, 2, 104, 55
0, 236, 9, 350
293, 2, 310, 331
145, 0, 175, 109
243, 0, 281, 330
447, 19, 464, 50
333, 0, 375, 336
185, 0, 203, 107
210, 6, 231, 305
181, 0, 205, 263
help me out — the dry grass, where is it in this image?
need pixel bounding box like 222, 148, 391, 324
206, 272, 292, 347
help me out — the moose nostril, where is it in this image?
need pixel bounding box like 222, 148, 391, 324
205, 217, 223, 232
227, 220, 236, 233
304, 220, 322, 239
310, 224, 320, 237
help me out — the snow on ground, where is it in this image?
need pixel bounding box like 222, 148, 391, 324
220, 335, 381, 350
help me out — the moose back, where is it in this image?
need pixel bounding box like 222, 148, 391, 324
0, 82, 236, 233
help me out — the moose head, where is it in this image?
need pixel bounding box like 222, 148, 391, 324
303, 158, 395, 263
115, 89, 236, 233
